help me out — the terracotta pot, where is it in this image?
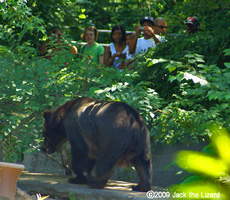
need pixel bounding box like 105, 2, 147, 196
0, 162, 25, 200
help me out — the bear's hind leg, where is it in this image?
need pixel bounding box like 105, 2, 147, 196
69, 148, 96, 185
89, 154, 117, 189
131, 156, 152, 192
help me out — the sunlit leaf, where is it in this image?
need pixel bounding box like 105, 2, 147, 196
165, 63, 176, 72
210, 128, 230, 165
176, 151, 227, 177
79, 14, 86, 19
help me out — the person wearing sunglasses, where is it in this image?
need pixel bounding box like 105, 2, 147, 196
154, 18, 168, 36
154, 18, 168, 42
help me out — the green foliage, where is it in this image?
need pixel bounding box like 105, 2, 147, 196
1, 0, 230, 164
134, 44, 230, 144
26, 0, 83, 42
0, 0, 46, 50
0, 0, 163, 162
171, 125, 230, 199
69, 193, 77, 200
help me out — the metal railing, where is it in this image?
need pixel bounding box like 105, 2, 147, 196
74, 29, 134, 47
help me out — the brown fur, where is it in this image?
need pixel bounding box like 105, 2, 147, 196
41, 97, 152, 192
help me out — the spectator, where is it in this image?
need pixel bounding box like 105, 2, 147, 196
185, 17, 199, 34
123, 33, 136, 69
154, 18, 167, 42
80, 26, 104, 65
104, 25, 129, 70
129, 16, 160, 55
39, 28, 77, 59
126, 33, 135, 59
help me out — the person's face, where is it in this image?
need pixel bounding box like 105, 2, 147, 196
52, 29, 63, 41
112, 29, 123, 44
85, 30, 95, 44
142, 21, 154, 39
155, 20, 167, 35
126, 34, 135, 46
55, 29, 62, 36
186, 24, 197, 34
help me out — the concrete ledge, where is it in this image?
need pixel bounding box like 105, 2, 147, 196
21, 142, 207, 188
17, 172, 171, 200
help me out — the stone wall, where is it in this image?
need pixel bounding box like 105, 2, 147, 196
150, 142, 206, 187
20, 142, 207, 188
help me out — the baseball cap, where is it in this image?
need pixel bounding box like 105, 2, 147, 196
186, 17, 199, 26
140, 16, 155, 26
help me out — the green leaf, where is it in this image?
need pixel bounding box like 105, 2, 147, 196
188, 59, 196, 64
224, 62, 230, 68
185, 54, 194, 58
223, 49, 230, 56
79, 14, 86, 19
147, 58, 167, 67
224, 94, 230, 100
165, 63, 177, 72
181, 175, 203, 184
168, 75, 177, 82
195, 58, 205, 63
147, 60, 154, 67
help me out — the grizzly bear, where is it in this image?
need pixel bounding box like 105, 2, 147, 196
41, 97, 152, 192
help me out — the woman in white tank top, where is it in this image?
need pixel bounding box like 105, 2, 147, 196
104, 25, 128, 70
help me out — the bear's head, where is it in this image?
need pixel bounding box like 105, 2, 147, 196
41, 110, 67, 154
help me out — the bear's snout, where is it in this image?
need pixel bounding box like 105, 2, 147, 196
40, 140, 55, 154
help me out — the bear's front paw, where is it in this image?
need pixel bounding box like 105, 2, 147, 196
68, 177, 87, 185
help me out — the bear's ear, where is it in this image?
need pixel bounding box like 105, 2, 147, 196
43, 111, 51, 120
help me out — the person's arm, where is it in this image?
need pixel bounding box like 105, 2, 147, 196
39, 40, 50, 56
151, 32, 161, 45
129, 25, 141, 54
99, 55, 104, 65
117, 61, 126, 69
144, 26, 161, 45
104, 46, 120, 67
98, 45, 105, 65
104, 46, 112, 66
70, 45, 78, 54
104, 45, 126, 67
